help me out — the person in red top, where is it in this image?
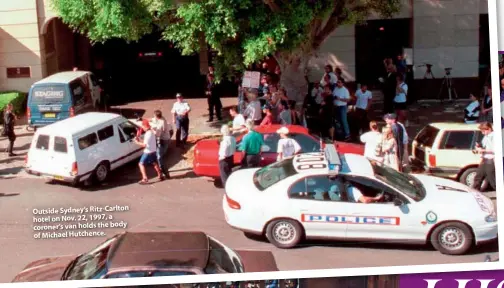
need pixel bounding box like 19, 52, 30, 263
260, 105, 274, 126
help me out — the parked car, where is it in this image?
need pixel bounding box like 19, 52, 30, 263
25, 112, 144, 186
410, 123, 489, 189
193, 124, 364, 179
12, 231, 278, 282
223, 146, 497, 255
27, 71, 102, 129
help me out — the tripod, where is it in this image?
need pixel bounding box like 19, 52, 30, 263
418, 63, 435, 79
437, 68, 458, 103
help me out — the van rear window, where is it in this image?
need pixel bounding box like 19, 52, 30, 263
31, 86, 68, 103
36, 135, 50, 150
54, 137, 68, 153
415, 125, 439, 147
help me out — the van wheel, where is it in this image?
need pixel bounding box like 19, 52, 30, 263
430, 222, 473, 255
94, 162, 110, 183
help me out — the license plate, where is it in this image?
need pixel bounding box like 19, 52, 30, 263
53, 176, 64, 180
44, 113, 56, 118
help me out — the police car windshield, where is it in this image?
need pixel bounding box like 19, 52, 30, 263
371, 162, 426, 201
253, 158, 298, 191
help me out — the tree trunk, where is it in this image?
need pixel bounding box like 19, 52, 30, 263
275, 53, 310, 103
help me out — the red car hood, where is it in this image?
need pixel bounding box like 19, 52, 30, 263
12, 255, 76, 282
236, 250, 278, 272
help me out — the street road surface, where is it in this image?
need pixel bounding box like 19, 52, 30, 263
0, 164, 498, 283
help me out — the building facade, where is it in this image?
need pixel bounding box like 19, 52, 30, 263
0, 0, 490, 94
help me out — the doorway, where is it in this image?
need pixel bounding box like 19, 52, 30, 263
355, 18, 412, 88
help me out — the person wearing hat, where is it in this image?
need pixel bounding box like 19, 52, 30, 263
238, 119, 264, 168
276, 127, 301, 161
384, 113, 409, 171
134, 119, 165, 184
260, 104, 274, 126
171, 93, 191, 147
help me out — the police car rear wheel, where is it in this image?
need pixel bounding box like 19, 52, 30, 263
265, 219, 303, 248
431, 222, 473, 255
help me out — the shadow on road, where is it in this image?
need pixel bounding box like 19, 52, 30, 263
0, 156, 24, 165
0, 166, 23, 175
0, 193, 20, 197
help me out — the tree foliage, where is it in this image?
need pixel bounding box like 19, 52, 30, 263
52, 0, 401, 82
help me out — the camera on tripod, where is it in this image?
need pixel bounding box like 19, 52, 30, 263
417, 63, 433, 68
444, 67, 452, 75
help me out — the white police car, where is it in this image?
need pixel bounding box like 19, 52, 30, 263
222, 146, 497, 255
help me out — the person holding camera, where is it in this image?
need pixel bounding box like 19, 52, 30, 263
472, 122, 496, 191
3, 103, 18, 157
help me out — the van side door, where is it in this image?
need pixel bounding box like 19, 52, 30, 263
115, 120, 144, 166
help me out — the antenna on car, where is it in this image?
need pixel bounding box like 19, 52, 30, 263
319, 133, 323, 152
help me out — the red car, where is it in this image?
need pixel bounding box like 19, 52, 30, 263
193, 124, 364, 178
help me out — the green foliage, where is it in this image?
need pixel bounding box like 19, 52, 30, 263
52, 0, 401, 81
0, 91, 27, 114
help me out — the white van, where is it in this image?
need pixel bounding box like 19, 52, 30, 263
25, 112, 145, 185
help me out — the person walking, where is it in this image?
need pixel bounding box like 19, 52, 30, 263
311, 82, 324, 106
238, 119, 264, 168
360, 121, 381, 160
354, 83, 373, 134
151, 110, 172, 179
218, 124, 236, 186
384, 113, 409, 172
3, 103, 18, 157
333, 79, 351, 141
472, 122, 496, 191
394, 73, 409, 126
206, 66, 222, 122
276, 127, 301, 161
171, 93, 191, 147
134, 119, 164, 184
464, 94, 480, 124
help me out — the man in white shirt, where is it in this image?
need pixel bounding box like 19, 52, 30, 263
171, 93, 191, 147
360, 121, 381, 160
151, 110, 173, 179
333, 79, 351, 141
134, 119, 164, 184
218, 125, 237, 186
473, 122, 496, 191
229, 106, 246, 133
276, 127, 301, 161
320, 64, 338, 87
355, 83, 373, 134
243, 91, 263, 125
394, 74, 409, 126
346, 184, 383, 203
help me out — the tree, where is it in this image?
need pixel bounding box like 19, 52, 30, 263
52, 0, 401, 101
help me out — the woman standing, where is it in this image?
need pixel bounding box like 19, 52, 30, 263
377, 125, 399, 171
3, 103, 18, 157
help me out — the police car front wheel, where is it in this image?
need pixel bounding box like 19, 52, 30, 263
265, 219, 303, 249
430, 222, 473, 255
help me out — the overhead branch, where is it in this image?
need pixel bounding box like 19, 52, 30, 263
263, 0, 281, 12
312, 1, 347, 49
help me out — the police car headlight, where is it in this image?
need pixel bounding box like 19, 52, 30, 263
485, 213, 497, 223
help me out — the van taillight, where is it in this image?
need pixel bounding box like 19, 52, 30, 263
26, 107, 31, 118
69, 107, 75, 117
71, 162, 78, 176
428, 154, 436, 167
226, 194, 241, 210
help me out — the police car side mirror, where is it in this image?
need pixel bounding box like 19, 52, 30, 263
393, 198, 403, 206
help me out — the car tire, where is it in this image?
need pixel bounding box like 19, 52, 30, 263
265, 219, 303, 249
460, 168, 477, 187
430, 222, 473, 255
93, 162, 110, 183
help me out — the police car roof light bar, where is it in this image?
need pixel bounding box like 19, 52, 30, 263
324, 145, 341, 174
